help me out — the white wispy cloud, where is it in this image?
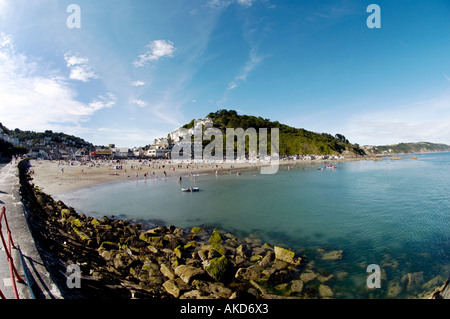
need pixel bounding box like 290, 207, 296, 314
0, 33, 114, 132
227, 47, 264, 90
84, 93, 117, 114
131, 99, 147, 108
133, 40, 176, 68
64, 52, 98, 82
131, 80, 146, 87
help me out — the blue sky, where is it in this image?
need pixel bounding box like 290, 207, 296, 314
1, 0, 450, 147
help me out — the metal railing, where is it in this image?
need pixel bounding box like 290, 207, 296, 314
0, 206, 25, 299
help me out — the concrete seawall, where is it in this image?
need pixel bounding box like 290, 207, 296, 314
0, 161, 62, 299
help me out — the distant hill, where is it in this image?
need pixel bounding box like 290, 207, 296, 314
363, 142, 450, 155
180, 109, 366, 157
0, 123, 93, 149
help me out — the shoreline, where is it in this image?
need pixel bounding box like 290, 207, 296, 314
29, 156, 379, 196
9, 159, 447, 299
17, 160, 341, 299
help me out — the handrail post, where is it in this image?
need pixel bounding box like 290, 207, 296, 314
0, 206, 25, 299
1, 206, 17, 249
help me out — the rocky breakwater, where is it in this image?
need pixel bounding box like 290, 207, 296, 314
18, 161, 336, 299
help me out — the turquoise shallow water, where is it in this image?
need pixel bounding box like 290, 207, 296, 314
57, 153, 450, 298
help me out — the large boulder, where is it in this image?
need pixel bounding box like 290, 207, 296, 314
163, 279, 181, 298
321, 250, 343, 260
300, 270, 318, 283
274, 246, 301, 266
160, 263, 175, 280
235, 265, 270, 282
259, 251, 274, 268
290, 280, 304, 294
139, 232, 163, 246
236, 245, 251, 258
175, 265, 205, 284
319, 284, 334, 298
205, 255, 229, 282
209, 229, 223, 246
209, 229, 225, 255
113, 251, 134, 269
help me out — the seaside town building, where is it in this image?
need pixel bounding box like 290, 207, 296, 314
145, 148, 171, 158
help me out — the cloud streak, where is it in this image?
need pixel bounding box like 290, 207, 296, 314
228, 47, 264, 90
133, 40, 176, 68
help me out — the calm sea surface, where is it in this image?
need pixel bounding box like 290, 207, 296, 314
57, 153, 450, 298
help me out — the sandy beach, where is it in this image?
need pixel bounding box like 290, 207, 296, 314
27, 159, 283, 196
28, 156, 377, 196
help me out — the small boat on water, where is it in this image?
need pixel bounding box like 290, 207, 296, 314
181, 187, 200, 192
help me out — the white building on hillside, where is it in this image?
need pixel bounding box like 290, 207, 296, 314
170, 117, 214, 143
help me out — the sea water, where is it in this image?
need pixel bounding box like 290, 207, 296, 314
57, 153, 450, 298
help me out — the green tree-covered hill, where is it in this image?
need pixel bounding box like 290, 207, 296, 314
183, 109, 366, 157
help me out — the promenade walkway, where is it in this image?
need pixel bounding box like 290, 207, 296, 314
0, 161, 62, 299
